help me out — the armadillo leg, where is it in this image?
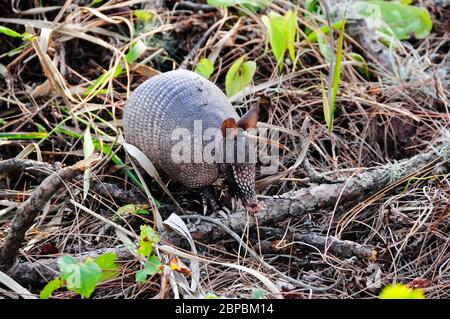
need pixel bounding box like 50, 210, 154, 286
201, 186, 224, 215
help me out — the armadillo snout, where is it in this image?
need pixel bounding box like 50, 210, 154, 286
228, 162, 260, 214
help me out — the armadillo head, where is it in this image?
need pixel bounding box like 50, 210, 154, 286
219, 105, 261, 214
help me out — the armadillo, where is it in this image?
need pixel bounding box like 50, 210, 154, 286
122, 69, 261, 214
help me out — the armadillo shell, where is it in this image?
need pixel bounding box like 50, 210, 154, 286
122, 69, 239, 188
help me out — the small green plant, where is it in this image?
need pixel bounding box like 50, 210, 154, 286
194, 58, 215, 79
320, 17, 346, 133
305, 1, 432, 47
135, 225, 162, 283
225, 57, 256, 97
40, 252, 119, 299
261, 9, 297, 71
379, 283, 425, 299
355, 1, 432, 41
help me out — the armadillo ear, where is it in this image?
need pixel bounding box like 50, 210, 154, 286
221, 118, 238, 137
237, 104, 259, 130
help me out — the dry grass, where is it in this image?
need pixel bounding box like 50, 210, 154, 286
0, 0, 448, 299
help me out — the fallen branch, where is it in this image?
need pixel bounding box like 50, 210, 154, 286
168, 139, 447, 249
0, 156, 101, 271
257, 227, 372, 260
0, 158, 60, 180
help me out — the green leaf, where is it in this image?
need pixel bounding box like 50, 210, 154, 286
134, 10, 153, 23
137, 225, 160, 258
135, 255, 162, 283
126, 40, 147, 64
304, 0, 318, 13
36, 123, 47, 133
354, 1, 432, 40
303, 0, 319, 35
307, 20, 345, 43
204, 292, 220, 299
40, 277, 64, 299
349, 52, 369, 77
0, 132, 49, 140
380, 283, 425, 299
262, 10, 297, 71
252, 288, 264, 299
116, 204, 150, 217
286, 9, 298, 63
95, 252, 119, 282
194, 58, 215, 79
58, 255, 102, 298
326, 17, 346, 132
0, 25, 25, 38
225, 57, 256, 97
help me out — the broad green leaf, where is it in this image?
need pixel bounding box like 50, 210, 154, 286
95, 252, 119, 282
286, 9, 298, 63
262, 10, 298, 71
354, 1, 432, 40
58, 255, 102, 298
135, 255, 162, 283
137, 225, 160, 258
134, 10, 153, 23
40, 277, 64, 299
380, 283, 425, 299
225, 57, 256, 97
349, 52, 369, 77
194, 58, 214, 79
262, 14, 286, 67
83, 128, 95, 200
